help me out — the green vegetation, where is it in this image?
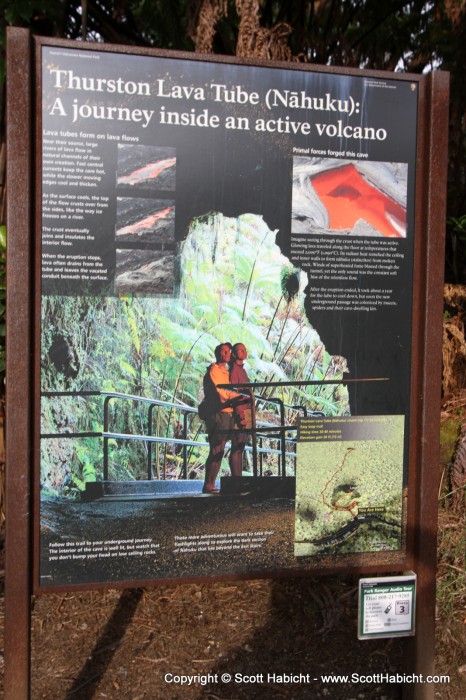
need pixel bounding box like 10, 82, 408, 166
41, 213, 349, 496
435, 508, 466, 685
437, 511, 466, 618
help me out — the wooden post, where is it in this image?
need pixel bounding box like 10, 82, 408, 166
402, 69, 450, 700
4, 27, 34, 700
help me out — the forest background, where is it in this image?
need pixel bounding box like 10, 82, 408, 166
0, 0, 465, 696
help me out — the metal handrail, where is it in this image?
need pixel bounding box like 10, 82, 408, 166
42, 377, 386, 483
41, 389, 298, 481
220, 380, 330, 477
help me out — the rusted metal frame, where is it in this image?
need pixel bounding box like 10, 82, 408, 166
402, 71, 450, 700
4, 27, 34, 700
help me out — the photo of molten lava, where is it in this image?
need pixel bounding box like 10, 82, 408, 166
311, 163, 406, 238
116, 197, 175, 244
292, 158, 408, 238
117, 158, 176, 187
117, 144, 176, 192
118, 207, 174, 236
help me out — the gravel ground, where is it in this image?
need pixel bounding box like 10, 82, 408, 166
1, 508, 464, 700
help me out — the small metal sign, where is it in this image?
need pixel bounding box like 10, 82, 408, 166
358, 573, 416, 640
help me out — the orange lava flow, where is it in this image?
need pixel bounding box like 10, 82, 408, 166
118, 157, 176, 186
117, 207, 174, 236
311, 163, 406, 238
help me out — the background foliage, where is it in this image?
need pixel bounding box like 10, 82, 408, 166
40, 213, 349, 496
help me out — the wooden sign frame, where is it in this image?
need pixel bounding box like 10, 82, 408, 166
5, 27, 449, 699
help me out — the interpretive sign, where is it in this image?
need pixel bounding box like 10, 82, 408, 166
358, 574, 416, 639
37, 42, 421, 589
5, 28, 450, 699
